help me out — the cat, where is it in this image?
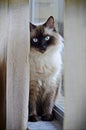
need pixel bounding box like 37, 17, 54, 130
29, 16, 64, 122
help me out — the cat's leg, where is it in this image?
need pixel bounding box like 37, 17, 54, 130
41, 78, 60, 121
29, 80, 39, 122
42, 90, 55, 121
54, 76, 61, 102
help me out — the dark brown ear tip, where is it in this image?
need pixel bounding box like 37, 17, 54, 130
48, 16, 54, 21
43, 16, 55, 27
49, 16, 54, 19
30, 22, 36, 30
30, 22, 34, 26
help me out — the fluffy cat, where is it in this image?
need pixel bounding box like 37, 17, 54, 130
29, 16, 64, 122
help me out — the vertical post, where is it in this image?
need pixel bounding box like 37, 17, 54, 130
64, 0, 86, 129
7, 0, 30, 130
0, 0, 8, 129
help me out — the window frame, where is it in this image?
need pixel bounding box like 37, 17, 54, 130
29, 0, 64, 127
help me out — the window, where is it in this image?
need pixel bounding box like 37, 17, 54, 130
30, 0, 64, 36
29, 0, 64, 127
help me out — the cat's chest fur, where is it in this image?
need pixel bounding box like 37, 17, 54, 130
30, 45, 62, 81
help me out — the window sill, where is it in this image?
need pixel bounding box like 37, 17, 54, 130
53, 105, 64, 126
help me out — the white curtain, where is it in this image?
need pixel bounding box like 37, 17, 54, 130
0, 0, 30, 130
64, 0, 86, 129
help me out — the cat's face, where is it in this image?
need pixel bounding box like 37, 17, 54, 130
30, 16, 57, 53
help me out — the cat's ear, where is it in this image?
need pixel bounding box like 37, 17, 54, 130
30, 22, 36, 31
43, 16, 54, 28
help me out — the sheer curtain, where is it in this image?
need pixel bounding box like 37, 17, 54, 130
64, 0, 86, 129
0, 0, 30, 130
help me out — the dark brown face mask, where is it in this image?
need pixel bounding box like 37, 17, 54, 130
30, 16, 56, 53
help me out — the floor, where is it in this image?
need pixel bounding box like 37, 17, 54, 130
28, 120, 62, 130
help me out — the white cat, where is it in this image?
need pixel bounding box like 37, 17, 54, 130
29, 16, 64, 121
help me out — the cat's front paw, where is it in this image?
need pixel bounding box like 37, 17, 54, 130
29, 114, 39, 122
42, 114, 53, 121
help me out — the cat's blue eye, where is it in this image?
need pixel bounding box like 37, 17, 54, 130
45, 35, 50, 41
33, 38, 38, 43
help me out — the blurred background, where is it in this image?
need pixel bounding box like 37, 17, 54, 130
30, 0, 64, 36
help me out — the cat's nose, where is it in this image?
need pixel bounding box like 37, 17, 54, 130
40, 45, 46, 50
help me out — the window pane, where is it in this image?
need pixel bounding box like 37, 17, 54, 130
30, 0, 64, 112
30, 0, 64, 36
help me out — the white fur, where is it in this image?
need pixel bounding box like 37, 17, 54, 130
30, 33, 64, 92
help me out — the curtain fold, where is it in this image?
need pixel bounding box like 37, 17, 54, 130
0, 0, 30, 130
64, 0, 86, 129
0, 0, 8, 129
